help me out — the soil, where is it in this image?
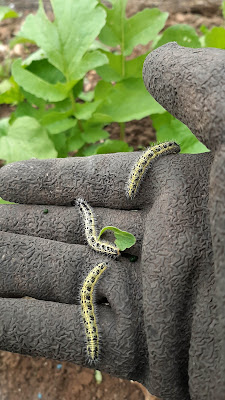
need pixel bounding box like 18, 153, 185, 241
0, 1, 223, 399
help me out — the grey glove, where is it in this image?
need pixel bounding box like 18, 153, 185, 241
0, 43, 224, 400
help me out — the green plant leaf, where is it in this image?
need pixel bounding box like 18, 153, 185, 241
12, 59, 75, 102
96, 51, 147, 82
67, 126, 85, 151
93, 78, 165, 123
152, 114, 209, 154
99, 0, 128, 48
124, 8, 168, 56
98, 226, 136, 251
22, 49, 47, 66
0, 118, 9, 137
0, 77, 23, 105
0, 197, 14, 204
74, 100, 101, 120
18, 0, 106, 80
204, 27, 225, 49
154, 24, 201, 49
81, 124, 109, 143
95, 139, 133, 154
99, 3, 167, 56
0, 6, 18, 21
0, 116, 57, 163
46, 118, 77, 134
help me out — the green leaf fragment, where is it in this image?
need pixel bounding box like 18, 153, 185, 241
94, 78, 164, 123
98, 226, 136, 251
95, 139, 133, 154
0, 6, 19, 21
124, 9, 168, 56
204, 27, 225, 49
0, 116, 57, 163
152, 113, 209, 154
12, 59, 75, 102
154, 24, 201, 49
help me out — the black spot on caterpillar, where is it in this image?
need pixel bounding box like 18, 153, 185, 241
126, 141, 180, 199
80, 262, 108, 364
76, 198, 120, 258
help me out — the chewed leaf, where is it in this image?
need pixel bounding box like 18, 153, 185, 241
98, 226, 136, 251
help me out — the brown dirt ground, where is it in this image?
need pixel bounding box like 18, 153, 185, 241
0, 3, 223, 400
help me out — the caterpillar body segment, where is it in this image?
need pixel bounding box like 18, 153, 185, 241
76, 198, 120, 258
126, 141, 180, 199
80, 262, 108, 364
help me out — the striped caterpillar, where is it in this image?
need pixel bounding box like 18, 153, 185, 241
76, 198, 120, 258
126, 141, 180, 200
80, 262, 108, 364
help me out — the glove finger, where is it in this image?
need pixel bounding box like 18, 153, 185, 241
0, 231, 140, 302
0, 152, 183, 208
143, 42, 225, 152
0, 230, 96, 302
0, 204, 143, 255
0, 260, 146, 380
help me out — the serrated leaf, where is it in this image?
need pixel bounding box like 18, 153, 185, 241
153, 115, 209, 154
124, 9, 168, 56
204, 27, 225, 49
96, 139, 133, 154
12, 59, 75, 102
18, 0, 106, 80
94, 78, 165, 123
0, 6, 18, 21
98, 226, 136, 251
0, 116, 57, 163
154, 24, 201, 49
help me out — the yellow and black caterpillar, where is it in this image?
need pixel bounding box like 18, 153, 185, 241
76, 198, 120, 258
126, 141, 180, 199
80, 262, 108, 363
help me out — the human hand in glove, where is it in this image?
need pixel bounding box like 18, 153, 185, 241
0, 43, 224, 400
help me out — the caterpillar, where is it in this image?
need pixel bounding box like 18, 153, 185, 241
80, 262, 108, 364
76, 198, 120, 258
126, 141, 180, 200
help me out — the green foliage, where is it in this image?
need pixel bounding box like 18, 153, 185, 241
153, 24, 201, 49
0, 6, 19, 21
204, 27, 225, 49
98, 226, 136, 251
1, 0, 224, 165
151, 112, 209, 154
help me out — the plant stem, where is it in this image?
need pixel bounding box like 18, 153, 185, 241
120, 122, 125, 141
69, 90, 84, 132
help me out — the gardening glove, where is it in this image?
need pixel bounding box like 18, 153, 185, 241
0, 43, 224, 400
